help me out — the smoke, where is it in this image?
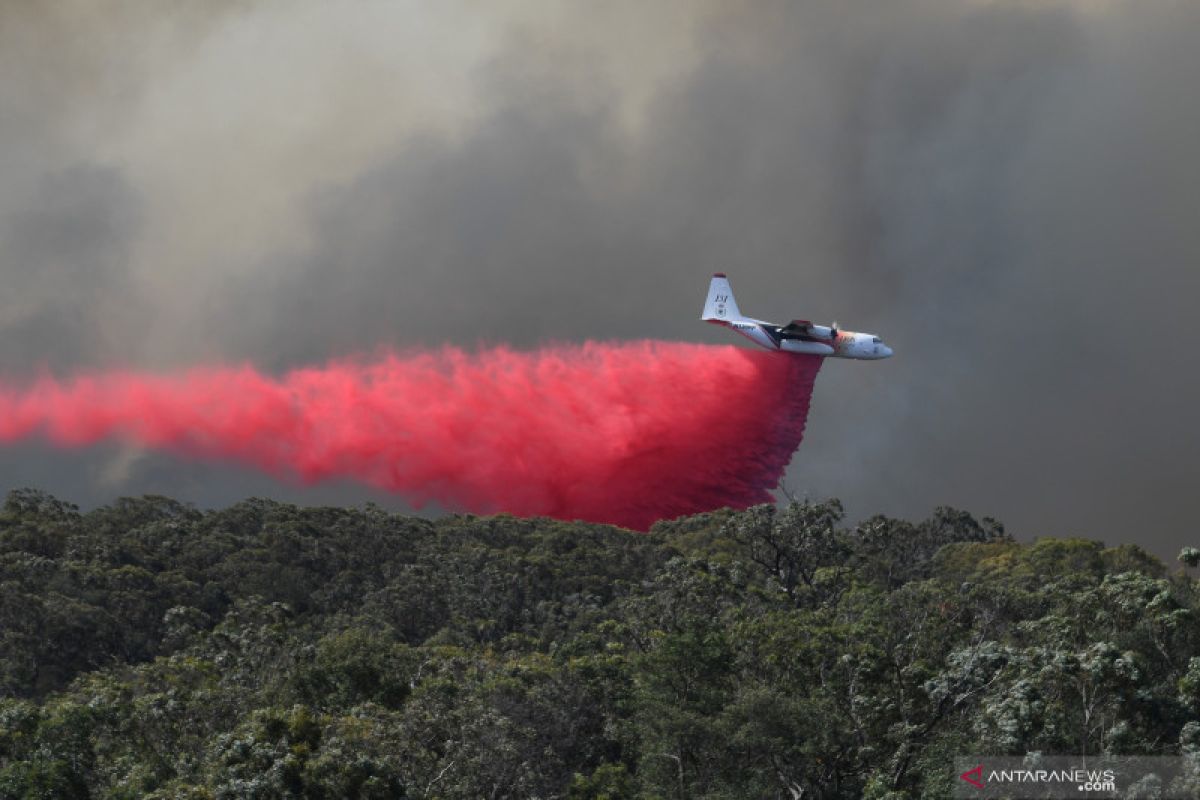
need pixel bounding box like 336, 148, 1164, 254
1, 1, 1198, 556
0, 343, 821, 530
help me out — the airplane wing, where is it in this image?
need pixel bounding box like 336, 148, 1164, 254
779, 319, 832, 341
780, 319, 814, 334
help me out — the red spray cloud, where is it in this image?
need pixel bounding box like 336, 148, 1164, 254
0, 342, 821, 529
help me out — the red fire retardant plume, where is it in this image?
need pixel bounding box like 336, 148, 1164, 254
0, 342, 822, 530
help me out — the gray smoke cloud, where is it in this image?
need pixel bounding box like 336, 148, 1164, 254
1, 0, 1197, 558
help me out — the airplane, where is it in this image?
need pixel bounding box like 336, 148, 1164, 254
701, 273, 893, 359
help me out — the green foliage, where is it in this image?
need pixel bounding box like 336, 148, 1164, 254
0, 489, 1194, 798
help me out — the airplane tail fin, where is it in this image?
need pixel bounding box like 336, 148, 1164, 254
701, 273, 743, 321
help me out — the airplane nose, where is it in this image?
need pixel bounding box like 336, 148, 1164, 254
882, 346, 893, 358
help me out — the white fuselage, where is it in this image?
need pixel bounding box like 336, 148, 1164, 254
719, 318, 892, 360
701, 273, 893, 360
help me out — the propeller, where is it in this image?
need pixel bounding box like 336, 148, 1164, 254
830, 321, 839, 339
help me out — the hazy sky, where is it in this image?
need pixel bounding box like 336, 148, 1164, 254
1, 0, 1197, 558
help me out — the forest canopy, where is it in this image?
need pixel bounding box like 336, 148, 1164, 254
1, 488, 1198, 798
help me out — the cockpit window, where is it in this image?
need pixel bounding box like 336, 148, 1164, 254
871, 337, 881, 343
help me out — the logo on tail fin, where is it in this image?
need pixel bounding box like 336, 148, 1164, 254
702, 273, 742, 321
